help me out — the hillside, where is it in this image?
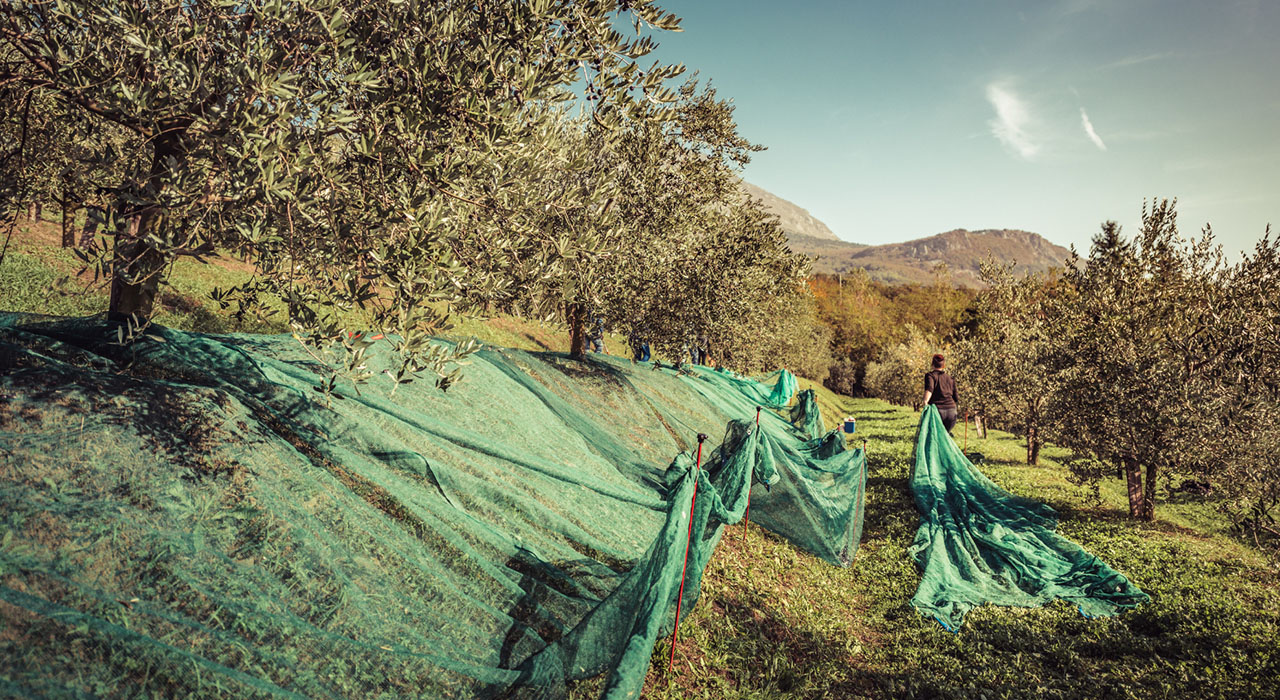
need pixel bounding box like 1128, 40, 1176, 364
743, 182, 844, 242
1, 312, 861, 698
742, 183, 1073, 287
795, 228, 1074, 286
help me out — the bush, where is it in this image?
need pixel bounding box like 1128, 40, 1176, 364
824, 361, 859, 397
863, 325, 940, 407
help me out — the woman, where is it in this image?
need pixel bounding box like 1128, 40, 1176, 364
922, 353, 960, 433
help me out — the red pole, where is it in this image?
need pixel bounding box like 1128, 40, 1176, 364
668, 433, 708, 674
743, 407, 761, 543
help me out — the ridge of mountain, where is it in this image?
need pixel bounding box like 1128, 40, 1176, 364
743, 182, 841, 242
745, 182, 1073, 287
795, 228, 1074, 287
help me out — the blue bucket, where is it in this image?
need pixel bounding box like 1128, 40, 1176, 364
842, 419, 856, 434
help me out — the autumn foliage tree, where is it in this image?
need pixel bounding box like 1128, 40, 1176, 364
810, 267, 972, 395
863, 325, 938, 409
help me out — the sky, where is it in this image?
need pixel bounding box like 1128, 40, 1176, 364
641, 0, 1280, 255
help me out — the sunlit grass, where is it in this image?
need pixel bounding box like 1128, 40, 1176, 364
627, 387, 1280, 699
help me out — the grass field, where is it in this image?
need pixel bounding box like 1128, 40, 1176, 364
5, 220, 1279, 699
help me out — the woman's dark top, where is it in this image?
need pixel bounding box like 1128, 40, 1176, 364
924, 369, 958, 410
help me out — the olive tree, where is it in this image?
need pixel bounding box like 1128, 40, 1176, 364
1049, 200, 1234, 520
952, 261, 1063, 464
864, 324, 937, 409
1, 0, 683, 388
466, 80, 813, 366
1188, 229, 1280, 547
594, 83, 812, 369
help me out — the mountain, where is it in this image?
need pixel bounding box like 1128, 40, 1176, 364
799, 228, 1075, 287
744, 183, 1073, 286
743, 182, 842, 242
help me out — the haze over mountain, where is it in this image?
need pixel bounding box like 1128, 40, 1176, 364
748, 183, 1073, 287
743, 182, 840, 242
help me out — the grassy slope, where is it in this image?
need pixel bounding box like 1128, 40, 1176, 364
6, 223, 1279, 699
0, 218, 614, 352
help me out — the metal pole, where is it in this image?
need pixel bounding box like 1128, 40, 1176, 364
668, 433, 708, 674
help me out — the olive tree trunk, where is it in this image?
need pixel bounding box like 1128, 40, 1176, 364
1123, 453, 1145, 519
107, 135, 179, 320
567, 302, 587, 360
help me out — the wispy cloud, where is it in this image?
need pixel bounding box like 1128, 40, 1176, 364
1079, 108, 1107, 151
985, 82, 1039, 159
1056, 0, 1101, 17
1103, 51, 1175, 70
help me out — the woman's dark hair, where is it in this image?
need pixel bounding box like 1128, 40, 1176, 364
931, 353, 945, 369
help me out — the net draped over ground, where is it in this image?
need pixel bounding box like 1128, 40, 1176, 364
0, 316, 866, 699
908, 405, 1149, 630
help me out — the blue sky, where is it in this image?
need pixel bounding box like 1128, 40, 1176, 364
644, 0, 1279, 254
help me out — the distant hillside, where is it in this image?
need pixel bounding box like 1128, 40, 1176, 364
741, 183, 1071, 287
794, 228, 1074, 287
785, 231, 870, 262
743, 182, 842, 242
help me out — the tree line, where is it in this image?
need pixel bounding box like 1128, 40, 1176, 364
1, 0, 825, 389
862, 199, 1280, 548
810, 265, 973, 398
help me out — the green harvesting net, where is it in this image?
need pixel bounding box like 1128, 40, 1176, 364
767, 369, 799, 408
790, 389, 824, 440
908, 405, 1149, 630
676, 367, 865, 567
0, 315, 865, 699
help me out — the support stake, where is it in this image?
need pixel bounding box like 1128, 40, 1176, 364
668, 433, 708, 675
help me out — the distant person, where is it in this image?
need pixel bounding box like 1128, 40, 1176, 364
922, 353, 959, 433
690, 334, 710, 365
629, 331, 650, 362
587, 315, 607, 354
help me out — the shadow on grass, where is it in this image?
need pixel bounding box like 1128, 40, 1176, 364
862, 475, 914, 542
645, 586, 888, 699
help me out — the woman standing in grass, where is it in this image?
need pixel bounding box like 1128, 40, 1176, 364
922, 353, 959, 433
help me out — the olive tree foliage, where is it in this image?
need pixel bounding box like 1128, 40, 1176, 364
961, 199, 1280, 532
595, 84, 814, 370
0, 0, 684, 389
465, 79, 814, 367
952, 261, 1063, 464
0, 85, 136, 246
1157, 222, 1280, 542
1046, 201, 1238, 520
0, 54, 136, 249
863, 324, 938, 409
1208, 233, 1280, 548
742, 289, 833, 379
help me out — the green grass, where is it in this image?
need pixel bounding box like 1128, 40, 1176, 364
630, 388, 1280, 700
